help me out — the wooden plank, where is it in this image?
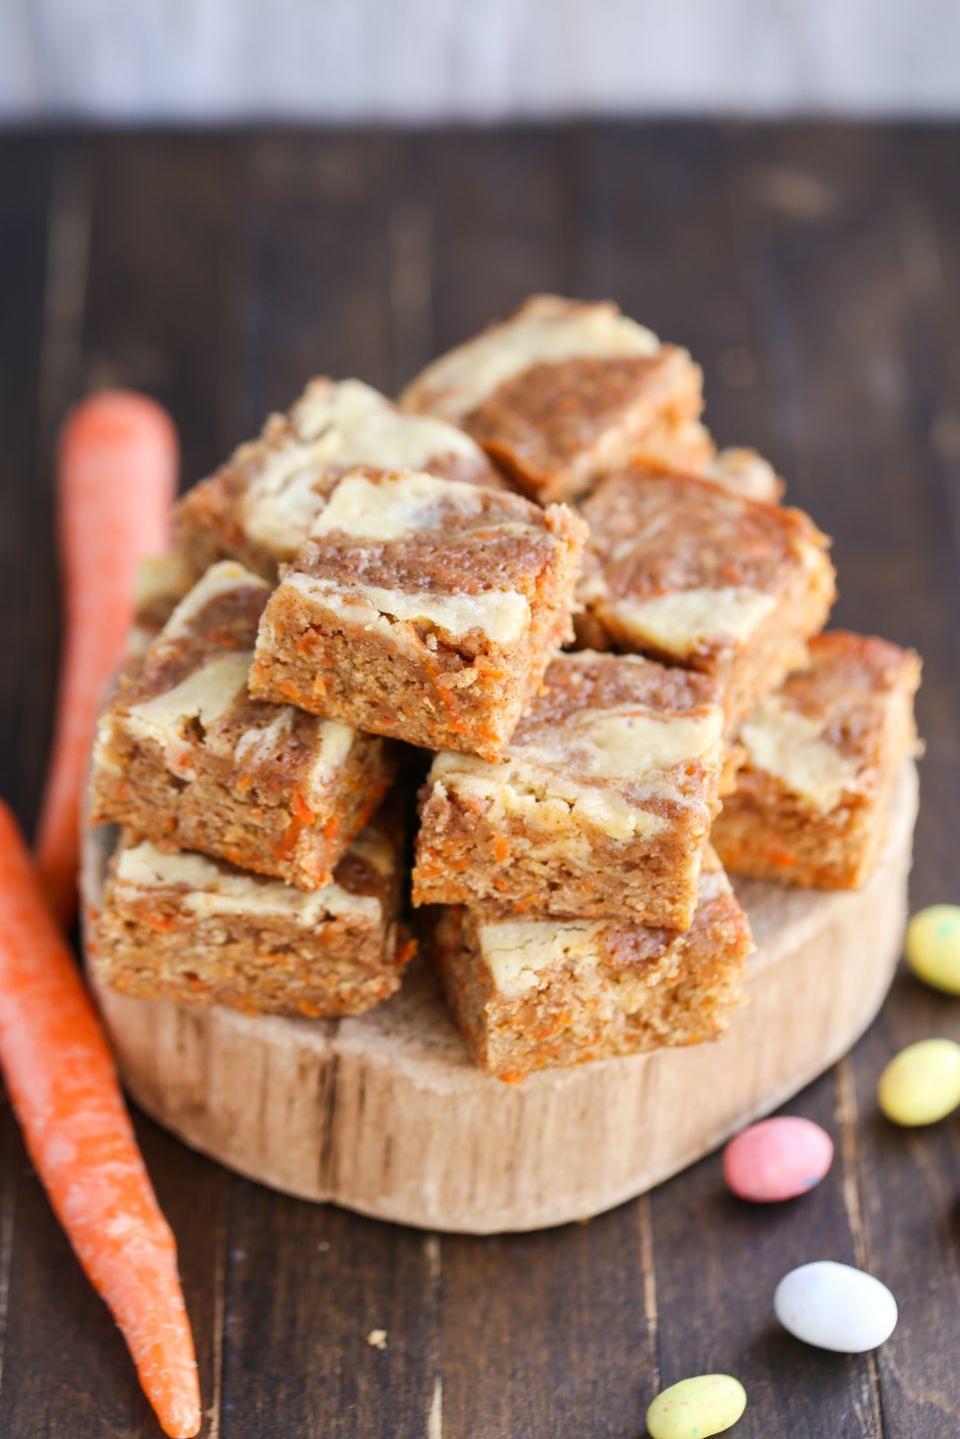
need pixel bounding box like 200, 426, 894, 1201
574, 121, 885, 1438
77, 131, 257, 1438
220, 1188, 436, 1438
647, 1079, 885, 1437
407, 124, 653, 1438
0, 133, 162, 1438
0, 123, 958, 1439
0, 132, 240, 1438
0, 132, 74, 1433
840, 126, 960, 1439
233, 131, 403, 419
0, 136, 84, 828
0, 1112, 228, 1437
80, 132, 245, 491
438, 1213, 654, 1438
214, 130, 437, 1439
723, 121, 960, 1438
569, 120, 781, 458
397, 127, 572, 387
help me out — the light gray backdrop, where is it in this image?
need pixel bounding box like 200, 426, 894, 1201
2, 0, 959, 122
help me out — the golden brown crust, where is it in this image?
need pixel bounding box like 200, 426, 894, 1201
175, 377, 504, 579
250, 471, 588, 760
430, 851, 752, 1081
400, 294, 704, 504
94, 808, 412, 1018
512, 646, 721, 729
91, 563, 394, 889
123, 575, 268, 698
576, 468, 836, 726
712, 631, 921, 888
467, 347, 703, 503
770, 632, 921, 740
412, 651, 727, 927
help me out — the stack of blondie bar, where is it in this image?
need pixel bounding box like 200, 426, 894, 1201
89, 294, 921, 1082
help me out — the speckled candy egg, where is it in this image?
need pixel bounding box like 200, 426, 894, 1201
906, 905, 960, 994
723, 1116, 833, 1202
878, 1037, 960, 1126
774, 1260, 898, 1352
646, 1374, 747, 1439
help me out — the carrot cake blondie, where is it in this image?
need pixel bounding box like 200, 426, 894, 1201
632, 416, 716, 476
712, 631, 921, 888
250, 467, 587, 760
95, 812, 409, 1017
688, 447, 785, 503
613, 449, 783, 509
91, 560, 394, 889
431, 849, 752, 1081
400, 294, 705, 503
577, 468, 835, 727
413, 651, 727, 928
175, 377, 503, 580
128, 551, 194, 658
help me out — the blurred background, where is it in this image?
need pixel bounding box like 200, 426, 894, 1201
3, 0, 960, 123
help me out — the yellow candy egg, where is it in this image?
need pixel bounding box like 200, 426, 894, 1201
906, 905, 960, 994
646, 1374, 747, 1439
878, 1038, 960, 1126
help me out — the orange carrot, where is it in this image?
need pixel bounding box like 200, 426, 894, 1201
35, 392, 178, 923
0, 802, 200, 1436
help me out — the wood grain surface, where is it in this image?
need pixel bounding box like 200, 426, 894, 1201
0, 122, 958, 1437
84, 765, 917, 1233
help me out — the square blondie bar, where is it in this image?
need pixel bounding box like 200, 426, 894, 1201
400, 294, 705, 503
431, 850, 752, 1081
577, 468, 835, 727
712, 632, 921, 888
250, 467, 587, 760
413, 651, 727, 928
91, 561, 394, 889
175, 377, 503, 580
95, 812, 409, 1017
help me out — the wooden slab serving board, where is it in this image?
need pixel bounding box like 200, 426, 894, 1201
82, 765, 917, 1234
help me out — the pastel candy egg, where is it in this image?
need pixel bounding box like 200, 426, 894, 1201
906, 905, 960, 994
646, 1374, 747, 1439
774, 1260, 897, 1352
878, 1037, 960, 1125
723, 1116, 833, 1202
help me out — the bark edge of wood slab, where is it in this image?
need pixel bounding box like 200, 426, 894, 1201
82, 764, 917, 1234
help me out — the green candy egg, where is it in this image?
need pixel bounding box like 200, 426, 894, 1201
646, 1374, 747, 1439
878, 1038, 960, 1126
906, 905, 960, 994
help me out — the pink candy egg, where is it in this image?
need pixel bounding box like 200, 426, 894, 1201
723, 1117, 833, 1202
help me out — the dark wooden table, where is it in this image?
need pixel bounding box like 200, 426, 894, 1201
1, 122, 958, 1438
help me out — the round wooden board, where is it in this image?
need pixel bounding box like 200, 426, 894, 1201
83, 765, 917, 1234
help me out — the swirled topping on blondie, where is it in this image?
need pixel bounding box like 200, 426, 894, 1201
175, 376, 503, 578
413, 651, 727, 929
91, 560, 394, 889
577, 467, 836, 726
250, 468, 586, 760
401, 295, 704, 503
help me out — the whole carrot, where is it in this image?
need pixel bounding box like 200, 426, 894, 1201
35, 392, 178, 923
0, 802, 200, 1437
